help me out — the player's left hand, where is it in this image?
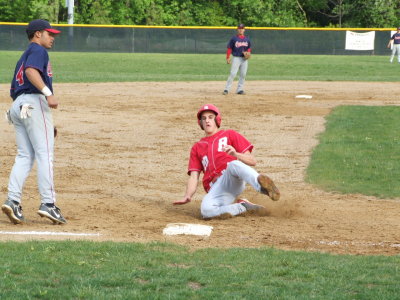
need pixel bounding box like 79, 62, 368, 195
173, 196, 191, 205
47, 95, 58, 109
223, 145, 237, 157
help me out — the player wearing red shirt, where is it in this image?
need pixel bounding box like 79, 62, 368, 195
174, 104, 280, 219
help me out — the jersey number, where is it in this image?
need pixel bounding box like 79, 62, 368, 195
218, 137, 228, 152
16, 63, 24, 86
202, 156, 209, 171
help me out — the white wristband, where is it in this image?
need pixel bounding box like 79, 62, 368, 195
41, 86, 53, 97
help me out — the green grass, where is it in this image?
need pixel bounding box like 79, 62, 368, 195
0, 51, 398, 83
306, 106, 400, 198
0, 241, 399, 299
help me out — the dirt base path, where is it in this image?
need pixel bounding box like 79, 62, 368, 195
1, 81, 399, 255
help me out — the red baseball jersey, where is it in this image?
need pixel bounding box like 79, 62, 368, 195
188, 129, 253, 192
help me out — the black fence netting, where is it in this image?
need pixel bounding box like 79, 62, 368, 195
0, 24, 393, 55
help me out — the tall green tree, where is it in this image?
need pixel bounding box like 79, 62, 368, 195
347, 0, 400, 28
0, 0, 62, 23
222, 0, 305, 27
0, 0, 399, 27
109, 0, 151, 25
73, 0, 113, 24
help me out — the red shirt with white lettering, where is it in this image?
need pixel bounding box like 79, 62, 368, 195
188, 129, 253, 192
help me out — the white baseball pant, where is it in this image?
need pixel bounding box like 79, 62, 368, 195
7, 93, 56, 204
224, 56, 248, 93
390, 44, 400, 63
201, 160, 262, 218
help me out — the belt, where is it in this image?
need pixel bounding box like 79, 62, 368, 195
14, 91, 40, 100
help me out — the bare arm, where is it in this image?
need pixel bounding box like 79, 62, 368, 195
223, 146, 256, 166
388, 39, 394, 48
25, 67, 58, 109
173, 171, 200, 205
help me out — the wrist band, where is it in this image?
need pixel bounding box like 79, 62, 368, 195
41, 86, 53, 97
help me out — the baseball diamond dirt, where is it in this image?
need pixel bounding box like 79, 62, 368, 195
0, 81, 399, 255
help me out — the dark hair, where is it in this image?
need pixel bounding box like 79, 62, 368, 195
26, 30, 45, 40
26, 30, 36, 40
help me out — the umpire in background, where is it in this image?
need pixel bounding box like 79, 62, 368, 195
223, 24, 252, 95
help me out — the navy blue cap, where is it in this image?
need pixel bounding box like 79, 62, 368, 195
26, 19, 61, 34
237, 24, 245, 29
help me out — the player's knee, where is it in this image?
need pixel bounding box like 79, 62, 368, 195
200, 202, 220, 219
17, 152, 34, 166
229, 160, 242, 167
226, 159, 243, 172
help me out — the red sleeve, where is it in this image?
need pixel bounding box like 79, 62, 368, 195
228, 130, 253, 153
226, 48, 232, 59
187, 144, 202, 175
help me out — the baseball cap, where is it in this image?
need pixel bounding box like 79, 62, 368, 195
237, 24, 245, 29
397, 27, 400, 30
26, 19, 61, 34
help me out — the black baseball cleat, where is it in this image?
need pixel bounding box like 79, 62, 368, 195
2, 199, 24, 224
223, 90, 228, 95
37, 203, 67, 224
237, 90, 245, 95
258, 174, 280, 201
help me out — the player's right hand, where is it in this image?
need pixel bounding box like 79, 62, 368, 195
47, 95, 58, 109
173, 197, 191, 205
227, 57, 231, 64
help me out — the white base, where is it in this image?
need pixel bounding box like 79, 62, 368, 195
163, 223, 213, 236
295, 95, 313, 99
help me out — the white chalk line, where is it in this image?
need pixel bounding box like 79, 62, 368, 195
317, 240, 400, 248
0, 231, 101, 237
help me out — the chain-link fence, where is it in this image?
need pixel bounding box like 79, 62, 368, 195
0, 23, 393, 55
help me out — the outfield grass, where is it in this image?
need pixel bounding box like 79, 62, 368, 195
0, 51, 399, 83
0, 241, 399, 299
306, 106, 400, 198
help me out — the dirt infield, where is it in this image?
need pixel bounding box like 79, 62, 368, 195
0, 81, 399, 255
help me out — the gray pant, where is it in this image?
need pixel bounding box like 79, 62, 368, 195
8, 93, 56, 204
390, 44, 400, 63
201, 160, 262, 218
224, 56, 248, 92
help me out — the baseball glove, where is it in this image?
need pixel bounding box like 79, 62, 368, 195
243, 51, 251, 60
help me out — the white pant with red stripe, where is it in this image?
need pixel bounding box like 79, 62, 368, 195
7, 93, 56, 204
201, 160, 261, 218
224, 56, 248, 93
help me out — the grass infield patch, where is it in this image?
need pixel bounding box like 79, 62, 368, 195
306, 106, 400, 198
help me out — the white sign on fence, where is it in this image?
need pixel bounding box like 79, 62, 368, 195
345, 31, 375, 50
